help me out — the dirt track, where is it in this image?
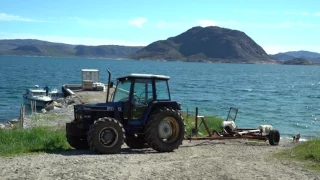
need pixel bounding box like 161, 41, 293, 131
0, 140, 319, 180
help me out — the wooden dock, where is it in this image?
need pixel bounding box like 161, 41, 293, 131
63, 84, 115, 103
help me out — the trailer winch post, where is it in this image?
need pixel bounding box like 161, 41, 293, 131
195, 107, 198, 131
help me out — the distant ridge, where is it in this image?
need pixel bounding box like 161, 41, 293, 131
270, 50, 320, 62
282, 58, 313, 65
129, 26, 275, 64
0, 39, 143, 58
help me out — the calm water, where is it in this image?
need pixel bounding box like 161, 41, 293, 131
0, 56, 319, 139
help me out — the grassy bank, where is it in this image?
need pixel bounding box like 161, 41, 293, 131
182, 113, 224, 136
276, 139, 320, 170
0, 112, 223, 157
0, 126, 70, 157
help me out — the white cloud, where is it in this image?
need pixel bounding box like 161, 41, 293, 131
314, 12, 320, 16
198, 20, 217, 27
128, 17, 148, 28
69, 17, 125, 28
0, 32, 147, 46
285, 12, 315, 16
0, 13, 35, 22
300, 12, 309, 16
284, 12, 296, 15
156, 20, 167, 29
281, 21, 320, 27
155, 20, 196, 30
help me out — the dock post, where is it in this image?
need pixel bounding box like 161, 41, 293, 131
19, 104, 24, 129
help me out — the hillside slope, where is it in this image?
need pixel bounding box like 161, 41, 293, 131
270, 50, 320, 62
0, 39, 142, 58
129, 26, 275, 64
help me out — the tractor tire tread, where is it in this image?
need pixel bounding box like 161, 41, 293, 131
145, 107, 184, 152
87, 117, 125, 154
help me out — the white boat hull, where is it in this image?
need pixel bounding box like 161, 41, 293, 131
22, 86, 61, 107
23, 97, 52, 107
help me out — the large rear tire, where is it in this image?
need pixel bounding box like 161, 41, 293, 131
125, 134, 149, 149
66, 135, 89, 150
268, 129, 280, 146
145, 107, 185, 152
87, 117, 125, 154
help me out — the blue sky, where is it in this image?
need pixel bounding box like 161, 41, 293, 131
0, 0, 319, 54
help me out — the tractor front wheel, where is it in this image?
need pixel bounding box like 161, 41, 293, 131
87, 117, 125, 154
66, 135, 89, 150
145, 107, 185, 152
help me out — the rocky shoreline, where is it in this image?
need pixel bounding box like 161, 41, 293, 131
0, 95, 83, 130
0, 89, 111, 130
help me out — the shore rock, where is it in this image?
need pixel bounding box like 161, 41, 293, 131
9, 119, 19, 124
5, 122, 14, 129
41, 109, 47, 113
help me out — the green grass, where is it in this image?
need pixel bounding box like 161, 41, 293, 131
276, 139, 320, 170
0, 111, 223, 157
0, 126, 71, 157
182, 113, 224, 136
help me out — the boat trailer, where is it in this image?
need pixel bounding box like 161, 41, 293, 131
184, 107, 280, 146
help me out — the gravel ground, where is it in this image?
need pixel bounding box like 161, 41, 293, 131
0, 140, 319, 180
3, 91, 319, 179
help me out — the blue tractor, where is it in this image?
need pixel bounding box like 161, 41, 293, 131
66, 71, 185, 154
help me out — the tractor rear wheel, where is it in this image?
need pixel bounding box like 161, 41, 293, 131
87, 117, 125, 154
66, 135, 89, 150
145, 107, 185, 152
125, 134, 149, 149
268, 129, 280, 146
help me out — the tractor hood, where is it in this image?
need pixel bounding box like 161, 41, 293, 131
75, 102, 124, 112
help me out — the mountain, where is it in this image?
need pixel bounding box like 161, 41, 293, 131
270, 50, 320, 62
0, 39, 142, 58
283, 51, 320, 59
75, 45, 142, 58
282, 58, 313, 65
269, 54, 295, 61
129, 26, 275, 64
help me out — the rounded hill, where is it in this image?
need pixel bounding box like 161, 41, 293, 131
130, 26, 275, 64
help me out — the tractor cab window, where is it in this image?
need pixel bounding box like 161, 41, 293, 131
113, 79, 131, 102
133, 79, 153, 105
131, 78, 153, 120
155, 80, 170, 100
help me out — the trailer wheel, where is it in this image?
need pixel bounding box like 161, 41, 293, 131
88, 117, 125, 154
268, 129, 280, 146
66, 135, 89, 150
125, 134, 149, 149
145, 107, 185, 152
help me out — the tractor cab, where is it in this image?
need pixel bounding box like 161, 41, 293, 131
112, 74, 175, 123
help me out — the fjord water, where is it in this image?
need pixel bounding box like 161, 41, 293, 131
1, 56, 319, 139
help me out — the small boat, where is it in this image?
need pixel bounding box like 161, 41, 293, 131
22, 85, 63, 107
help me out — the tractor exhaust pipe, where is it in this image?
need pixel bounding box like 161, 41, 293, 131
106, 70, 111, 103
